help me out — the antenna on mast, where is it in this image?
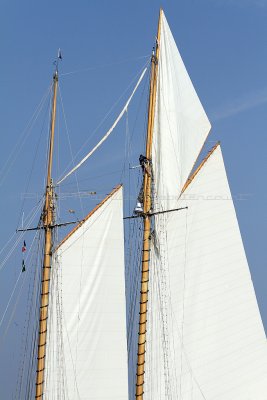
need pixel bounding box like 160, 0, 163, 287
53, 48, 63, 74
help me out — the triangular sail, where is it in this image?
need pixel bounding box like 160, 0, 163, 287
144, 146, 267, 399
44, 186, 128, 399
152, 11, 211, 210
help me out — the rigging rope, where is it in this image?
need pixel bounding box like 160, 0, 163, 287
0, 230, 40, 345
0, 84, 52, 186
0, 200, 44, 273
57, 66, 148, 185
16, 229, 43, 399
60, 54, 150, 77
58, 84, 85, 218
57, 60, 150, 183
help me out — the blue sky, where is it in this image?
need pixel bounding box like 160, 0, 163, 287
0, 0, 266, 396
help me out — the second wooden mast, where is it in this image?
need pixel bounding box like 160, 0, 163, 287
135, 9, 162, 400
35, 69, 58, 399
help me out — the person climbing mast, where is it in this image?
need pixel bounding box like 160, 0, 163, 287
134, 154, 151, 214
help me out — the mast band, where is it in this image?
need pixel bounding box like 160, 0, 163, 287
137, 361, 145, 366
41, 278, 51, 283
35, 380, 44, 385
41, 291, 49, 296
136, 382, 145, 386
137, 348, 146, 354
40, 304, 49, 309
139, 311, 147, 315
37, 342, 47, 347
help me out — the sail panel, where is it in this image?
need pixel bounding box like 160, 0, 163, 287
44, 186, 128, 399
144, 146, 267, 399
152, 12, 211, 210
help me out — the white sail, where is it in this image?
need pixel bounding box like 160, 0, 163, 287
144, 145, 267, 399
44, 185, 128, 399
152, 11, 211, 210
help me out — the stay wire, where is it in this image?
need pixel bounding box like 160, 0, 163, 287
0, 229, 40, 344
15, 228, 43, 399
0, 84, 52, 186
58, 83, 87, 393
60, 54, 150, 77
16, 91, 52, 231
25, 236, 43, 399
57, 59, 150, 183
119, 64, 150, 184
0, 199, 44, 273
58, 84, 85, 217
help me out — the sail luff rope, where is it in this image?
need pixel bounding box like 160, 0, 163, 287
57, 67, 147, 185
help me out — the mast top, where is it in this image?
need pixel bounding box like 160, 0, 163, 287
53, 48, 62, 77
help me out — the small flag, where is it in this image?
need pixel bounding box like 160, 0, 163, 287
22, 260, 26, 273
22, 240, 26, 253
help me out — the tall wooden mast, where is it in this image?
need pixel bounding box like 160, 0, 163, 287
135, 9, 162, 399
35, 69, 58, 399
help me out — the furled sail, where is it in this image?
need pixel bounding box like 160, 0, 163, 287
145, 145, 267, 399
44, 185, 128, 399
152, 11, 211, 210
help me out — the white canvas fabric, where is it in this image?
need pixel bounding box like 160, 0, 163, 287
44, 186, 128, 399
144, 146, 267, 399
152, 12, 211, 210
